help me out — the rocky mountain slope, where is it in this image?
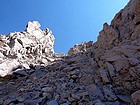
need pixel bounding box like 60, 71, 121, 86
0, 0, 140, 105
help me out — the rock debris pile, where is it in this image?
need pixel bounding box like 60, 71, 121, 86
0, 0, 140, 105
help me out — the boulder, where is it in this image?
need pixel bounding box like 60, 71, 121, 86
0, 59, 20, 77
99, 68, 110, 84
131, 90, 140, 105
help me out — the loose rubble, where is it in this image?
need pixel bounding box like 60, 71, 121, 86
0, 0, 140, 105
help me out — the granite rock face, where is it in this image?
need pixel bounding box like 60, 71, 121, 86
0, 0, 140, 105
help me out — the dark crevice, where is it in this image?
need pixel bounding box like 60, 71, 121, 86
136, 21, 140, 25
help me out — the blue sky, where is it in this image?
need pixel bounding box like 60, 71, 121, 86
0, 0, 129, 53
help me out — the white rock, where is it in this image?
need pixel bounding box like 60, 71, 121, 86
26, 21, 41, 34
46, 57, 55, 62
0, 60, 20, 77
13, 69, 28, 76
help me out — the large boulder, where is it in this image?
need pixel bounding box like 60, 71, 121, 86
0, 59, 20, 77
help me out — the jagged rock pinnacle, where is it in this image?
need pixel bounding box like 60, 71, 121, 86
0, 21, 56, 77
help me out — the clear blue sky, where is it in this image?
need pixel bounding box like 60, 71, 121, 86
0, 0, 129, 53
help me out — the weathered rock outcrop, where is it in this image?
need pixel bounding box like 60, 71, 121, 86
0, 0, 140, 105
0, 21, 56, 77
68, 0, 140, 104
68, 41, 93, 55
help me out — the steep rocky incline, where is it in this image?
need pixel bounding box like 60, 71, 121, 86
0, 0, 140, 105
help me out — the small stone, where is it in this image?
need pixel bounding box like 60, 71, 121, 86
43, 92, 52, 100
34, 91, 40, 99
31, 70, 45, 78
46, 57, 55, 62
59, 99, 68, 104
70, 69, 80, 75
24, 99, 39, 105
16, 103, 24, 105
117, 95, 131, 102
104, 101, 120, 105
128, 57, 139, 66
129, 67, 139, 79
93, 99, 105, 105
68, 97, 75, 102
103, 85, 117, 101
38, 97, 47, 105
3, 99, 12, 105
62, 67, 75, 72
60, 103, 69, 105
80, 93, 89, 102
71, 75, 78, 79
106, 62, 115, 77
131, 90, 140, 105
114, 58, 130, 72
13, 69, 28, 76
71, 102, 77, 105
0, 98, 3, 105
9, 103, 15, 105
99, 68, 110, 84
47, 100, 58, 105
85, 84, 104, 101
66, 60, 76, 65
106, 55, 122, 62
16, 96, 25, 102
55, 94, 60, 101
71, 94, 80, 101
42, 87, 53, 93
34, 66, 41, 70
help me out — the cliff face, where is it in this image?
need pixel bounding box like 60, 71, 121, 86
93, 0, 140, 93
0, 0, 140, 105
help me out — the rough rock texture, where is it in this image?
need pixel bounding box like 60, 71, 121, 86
0, 21, 58, 77
68, 41, 93, 55
0, 0, 140, 105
